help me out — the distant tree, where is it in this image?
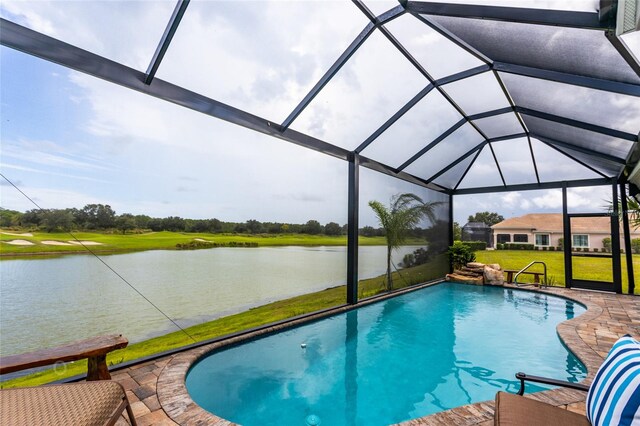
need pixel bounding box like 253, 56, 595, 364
324, 222, 342, 236
360, 226, 377, 237
116, 214, 136, 234
369, 193, 442, 291
0, 208, 22, 227
467, 211, 504, 227
266, 222, 283, 234
162, 216, 185, 232
245, 219, 264, 234
453, 221, 462, 241
147, 218, 163, 231
134, 215, 151, 229
304, 220, 322, 235
42, 209, 74, 232
21, 209, 43, 228
79, 204, 116, 229
280, 223, 290, 233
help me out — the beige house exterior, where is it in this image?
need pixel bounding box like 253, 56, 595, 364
491, 213, 640, 250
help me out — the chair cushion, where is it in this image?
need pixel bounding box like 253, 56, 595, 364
586, 334, 640, 426
0, 381, 126, 426
494, 391, 590, 426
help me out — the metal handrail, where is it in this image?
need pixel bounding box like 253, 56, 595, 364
514, 261, 547, 287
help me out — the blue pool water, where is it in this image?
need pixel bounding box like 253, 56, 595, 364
186, 283, 587, 425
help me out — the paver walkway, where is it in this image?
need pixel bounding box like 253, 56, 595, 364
110, 285, 639, 426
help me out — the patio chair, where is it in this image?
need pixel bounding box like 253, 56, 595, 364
1, 381, 137, 425
0, 334, 137, 425
494, 335, 639, 426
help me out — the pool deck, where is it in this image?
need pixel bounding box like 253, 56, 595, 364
111, 285, 640, 426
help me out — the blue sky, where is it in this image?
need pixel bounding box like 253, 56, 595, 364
1, 0, 634, 227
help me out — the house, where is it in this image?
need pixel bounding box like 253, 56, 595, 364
491, 213, 640, 250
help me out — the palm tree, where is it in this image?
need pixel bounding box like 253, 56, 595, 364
369, 193, 442, 291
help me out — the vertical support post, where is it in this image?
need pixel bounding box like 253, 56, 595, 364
620, 183, 635, 294
448, 193, 454, 273
347, 153, 360, 305
562, 183, 572, 288
611, 183, 623, 294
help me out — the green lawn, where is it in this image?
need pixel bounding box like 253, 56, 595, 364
0, 256, 448, 388
0, 230, 394, 256
475, 250, 639, 295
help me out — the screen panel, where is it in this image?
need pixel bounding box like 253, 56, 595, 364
472, 112, 523, 139
384, 14, 485, 80
500, 72, 640, 135
441, 71, 512, 116
491, 137, 538, 185
361, 89, 463, 168
428, 15, 640, 84
530, 138, 602, 182
432, 155, 474, 189
404, 122, 484, 180
0, 0, 175, 70
292, 29, 429, 150
522, 114, 634, 161
457, 145, 504, 189
155, 0, 369, 123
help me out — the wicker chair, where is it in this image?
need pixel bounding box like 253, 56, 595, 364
1, 381, 137, 426
0, 335, 137, 426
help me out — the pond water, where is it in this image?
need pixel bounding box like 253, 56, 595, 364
0, 245, 420, 356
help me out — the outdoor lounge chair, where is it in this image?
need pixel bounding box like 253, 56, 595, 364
494, 335, 639, 426
0, 334, 137, 425
1, 381, 136, 425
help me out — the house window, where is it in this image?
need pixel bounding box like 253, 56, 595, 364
535, 234, 550, 246
497, 234, 511, 244
572, 234, 589, 248
514, 234, 528, 243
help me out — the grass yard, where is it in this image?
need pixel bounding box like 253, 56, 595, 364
0, 230, 394, 256
475, 250, 639, 295
0, 256, 448, 388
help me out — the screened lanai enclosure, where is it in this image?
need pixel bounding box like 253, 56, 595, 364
0, 0, 639, 375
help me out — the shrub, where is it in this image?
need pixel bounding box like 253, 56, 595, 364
548, 246, 555, 251
464, 241, 487, 251
558, 238, 564, 249
448, 241, 476, 270
593, 247, 599, 253
504, 243, 534, 250
542, 246, 548, 251
602, 237, 612, 252
632, 238, 640, 254
496, 243, 504, 250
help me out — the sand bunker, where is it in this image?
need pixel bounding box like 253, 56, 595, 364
3, 239, 35, 246
194, 238, 209, 242
42, 241, 73, 246
68, 241, 103, 246
1, 232, 34, 237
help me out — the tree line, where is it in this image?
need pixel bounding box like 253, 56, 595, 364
0, 204, 432, 237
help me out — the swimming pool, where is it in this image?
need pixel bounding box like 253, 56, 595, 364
186, 283, 587, 425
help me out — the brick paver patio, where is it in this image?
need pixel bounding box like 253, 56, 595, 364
110, 285, 639, 426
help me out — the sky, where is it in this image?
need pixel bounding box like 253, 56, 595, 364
0, 0, 636, 227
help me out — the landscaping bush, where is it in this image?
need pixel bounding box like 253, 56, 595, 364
632, 238, 640, 254
504, 243, 534, 250
542, 246, 548, 251
448, 241, 476, 270
558, 238, 564, 250
548, 246, 555, 251
463, 241, 487, 251
602, 237, 612, 252
496, 243, 504, 250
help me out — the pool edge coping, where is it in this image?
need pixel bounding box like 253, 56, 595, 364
156, 283, 605, 425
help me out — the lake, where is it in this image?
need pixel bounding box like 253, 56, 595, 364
0, 245, 420, 356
